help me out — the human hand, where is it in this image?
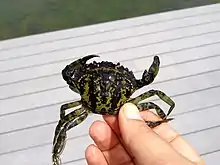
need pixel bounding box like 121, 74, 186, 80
85, 103, 205, 165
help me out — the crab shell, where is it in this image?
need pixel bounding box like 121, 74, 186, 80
62, 56, 138, 115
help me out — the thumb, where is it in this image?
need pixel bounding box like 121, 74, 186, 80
118, 103, 193, 165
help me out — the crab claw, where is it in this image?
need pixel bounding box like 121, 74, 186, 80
79, 54, 100, 65
66, 54, 99, 70
62, 54, 99, 86
137, 56, 160, 88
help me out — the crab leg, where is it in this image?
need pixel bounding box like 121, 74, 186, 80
130, 89, 175, 118
137, 102, 174, 128
60, 100, 81, 119
52, 107, 88, 165
137, 102, 166, 119
145, 118, 174, 128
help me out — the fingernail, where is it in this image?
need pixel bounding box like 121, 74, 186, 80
122, 103, 143, 120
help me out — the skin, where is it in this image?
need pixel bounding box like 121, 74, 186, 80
85, 103, 205, 165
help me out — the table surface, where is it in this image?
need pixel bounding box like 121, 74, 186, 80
1, 3, 220, 165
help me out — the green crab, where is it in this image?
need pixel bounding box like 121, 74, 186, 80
52, 55, 175, 165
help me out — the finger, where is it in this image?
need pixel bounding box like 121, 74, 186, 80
140, 110, 204, 164
103, 115, 135, 158
103, 115, 121, 136
85, 144, 108, 165
89, 120, 133, 165
119, 103, 194, 165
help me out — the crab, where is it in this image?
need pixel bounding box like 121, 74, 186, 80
52, 55, 175, 165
